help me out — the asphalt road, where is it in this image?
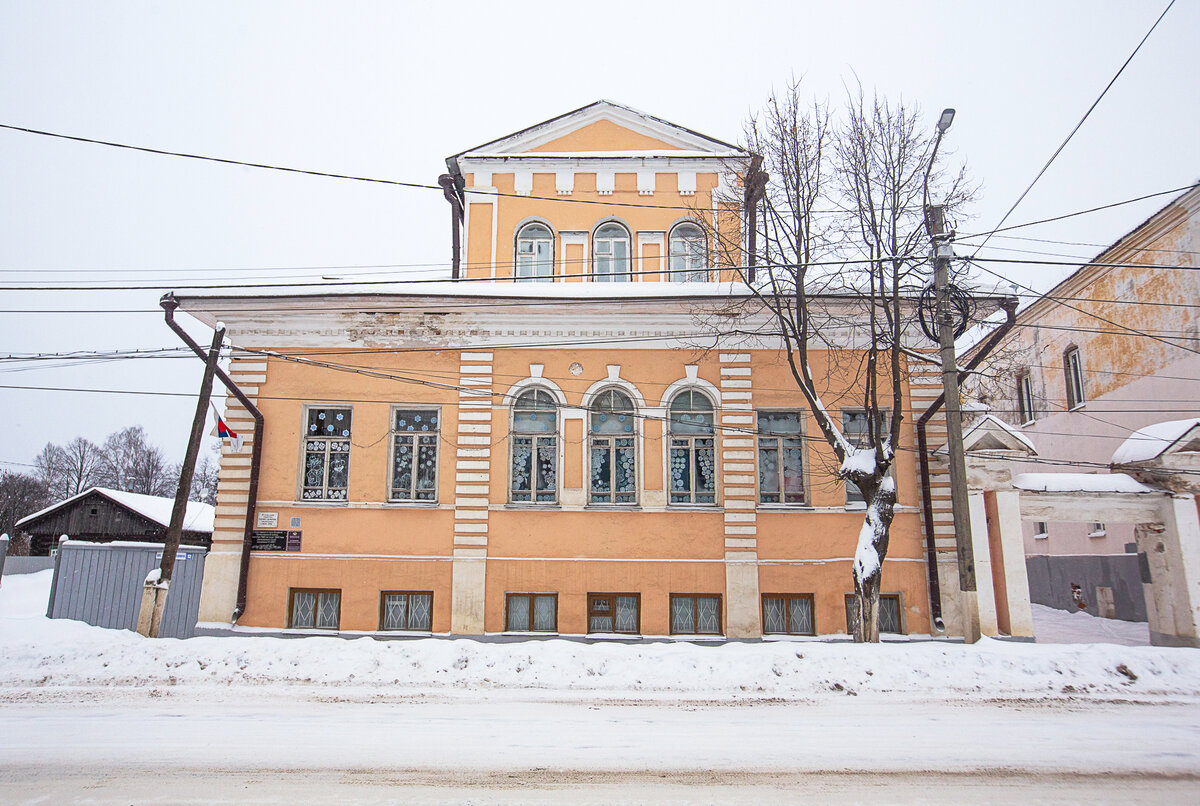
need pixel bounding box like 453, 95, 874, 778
3, 694, 1199, 803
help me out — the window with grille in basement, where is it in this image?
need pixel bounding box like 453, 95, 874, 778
505, 593, 557, 632
379, 591, 432, 631
844, 593, 903, 635
670, 594, 722, 635
587, 593, 640, 634
762, 594, 815, 635
289, 588, 340, 630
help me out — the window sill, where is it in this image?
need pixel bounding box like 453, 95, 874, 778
583, 504, 642, 511
1087, 531, 1107, 539
290, 500, 350, 508
376, 630, 433, 636
1068, 403, 1087, 412
383, 501, 440, 508
666, 634, 724, 641
1033, 533, 1049, 540
504, 503, 561, 510
666, 504, 721, 511
757, 504, 815, 512
584, 633, 641, 639
502, 630, 559, 636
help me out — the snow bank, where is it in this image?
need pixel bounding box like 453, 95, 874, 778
1012, 472, 1161, 494
3, 571, 1198, 703
1111, 418, 1200, 466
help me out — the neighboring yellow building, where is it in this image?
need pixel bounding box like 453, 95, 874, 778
178, 101, 995, 639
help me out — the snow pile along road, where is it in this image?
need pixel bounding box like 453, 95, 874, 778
3, 571, 1198, 702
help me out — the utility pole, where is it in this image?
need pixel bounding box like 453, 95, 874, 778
138, 322, 225, 638
928, 204, 981, 644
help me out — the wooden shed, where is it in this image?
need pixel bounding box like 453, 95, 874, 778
15, 487, 214, 557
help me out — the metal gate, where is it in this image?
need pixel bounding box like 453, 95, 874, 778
46, 540, 208, 638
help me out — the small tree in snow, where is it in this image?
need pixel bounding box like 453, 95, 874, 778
707, 82, 971, 641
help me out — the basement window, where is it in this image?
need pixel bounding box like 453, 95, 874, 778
289, 588, 340, 630
1088, 522, 1107, 538
1033, 522, 1049, 539
844, 593, 904, 635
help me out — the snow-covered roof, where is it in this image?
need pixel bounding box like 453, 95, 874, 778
956, 415, 1037, 455
15, 487, 215, 533
1011, 473, 1162, 495
1111, 418, 1200, 466
174, 278, 1018, 303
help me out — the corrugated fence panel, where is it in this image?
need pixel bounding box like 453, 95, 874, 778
47, 541, 207, 639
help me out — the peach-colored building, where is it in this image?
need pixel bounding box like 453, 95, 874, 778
178, 102, 1006, 639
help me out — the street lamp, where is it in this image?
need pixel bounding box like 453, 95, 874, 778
923, 107, 981, 643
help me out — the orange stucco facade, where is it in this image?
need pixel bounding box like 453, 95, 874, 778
186, 102, 939, 639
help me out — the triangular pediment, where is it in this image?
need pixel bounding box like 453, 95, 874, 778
450, 100, 743, 159
937, 415, 1037, 458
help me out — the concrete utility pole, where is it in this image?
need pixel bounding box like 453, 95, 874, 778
138, 322, 225, 638
922, 107, 980, 644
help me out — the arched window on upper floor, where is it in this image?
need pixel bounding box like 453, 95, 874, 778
510, 388, 558, 502
667, 389, 716, 504
515, 223, 554, 282
593, 222, 631, 282
669, 222, 707, 282
589, 388, 637, 504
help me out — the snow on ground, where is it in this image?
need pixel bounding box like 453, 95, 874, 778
2, 570, 1195, 703
1031, 602, 1150, 646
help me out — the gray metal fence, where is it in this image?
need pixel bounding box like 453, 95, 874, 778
47, 540, 208, 639
0, 535, 7, 578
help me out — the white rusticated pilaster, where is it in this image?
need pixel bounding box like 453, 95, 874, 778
719, 352, 760, 637
198, 351, 264, 624
451, 350, 493, 634
993, 490, 1034, 637
968, 491, 999, 637
1140, 494, 1200, 648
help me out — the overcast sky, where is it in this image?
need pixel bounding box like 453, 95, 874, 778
1, 0, 1197, 470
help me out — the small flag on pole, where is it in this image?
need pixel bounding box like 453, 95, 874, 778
212, 404, 245, 453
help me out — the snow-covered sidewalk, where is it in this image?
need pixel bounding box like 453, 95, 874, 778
2, 570, 1197, 704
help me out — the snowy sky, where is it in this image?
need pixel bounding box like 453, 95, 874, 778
1, 1, 1197, 468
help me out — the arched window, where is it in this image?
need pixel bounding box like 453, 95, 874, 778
510, 388, 558, 502
589, 388, 637, 504
669, 222, 707, 282
667, 390, 716, 504
593, 222, 631, 282
515, 223, 554, 281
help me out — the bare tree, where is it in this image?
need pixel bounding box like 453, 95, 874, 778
707, 82, 972, 641
34, 437, 105, 501
188, 445, 220, 507
99, 426, 175, 497
0, 470, 52, 549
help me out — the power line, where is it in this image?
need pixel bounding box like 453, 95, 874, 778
0, 121, 771, 215
966, 0, 1176, 258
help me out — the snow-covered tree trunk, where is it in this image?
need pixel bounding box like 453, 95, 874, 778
849, 473, 896, 643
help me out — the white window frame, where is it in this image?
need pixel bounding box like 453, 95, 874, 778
668, 222, 707, 282
592, 222, 632, 282
1064, 347, 1086, 410
1017, 372, 1035, 425
388, 406, 440, 503
515, 222, 554, 282
841, 409, 891, 508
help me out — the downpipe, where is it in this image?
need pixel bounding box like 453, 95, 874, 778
917, 298, 1018, 631
161, 293, 264, 623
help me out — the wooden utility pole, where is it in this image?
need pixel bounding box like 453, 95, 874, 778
139, 323, 225, 638
928, 205, 981, 643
